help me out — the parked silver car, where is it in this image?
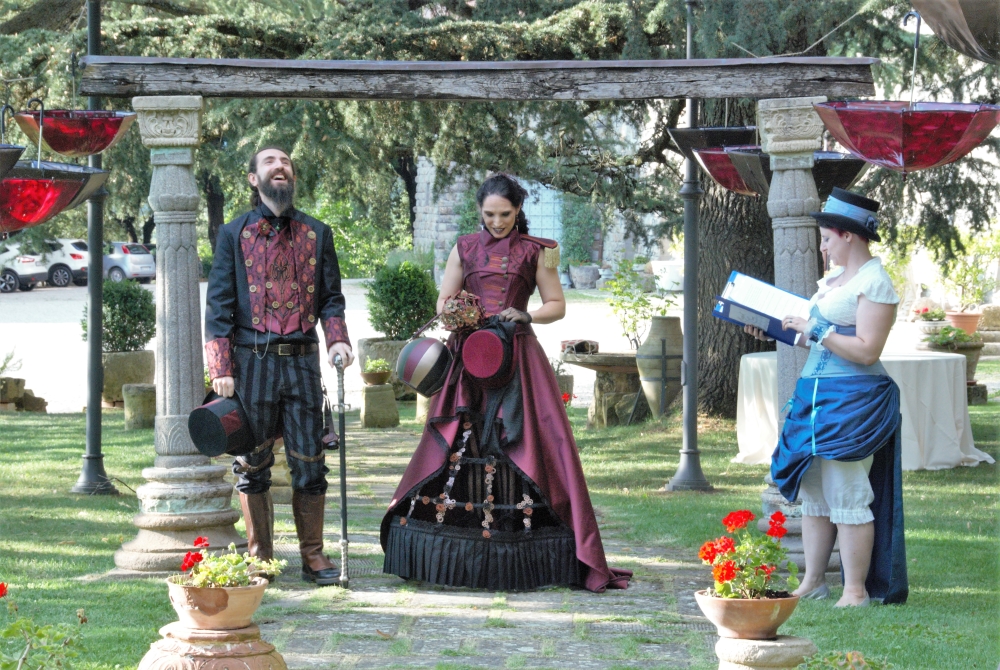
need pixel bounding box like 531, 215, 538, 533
104, 242, 156, 283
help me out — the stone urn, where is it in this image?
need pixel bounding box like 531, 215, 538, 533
917, 320, 947, 335
635, 316, 683, 419
927, 341, 986, 383
694, 590, 800, 640
945, 311, 981, 336
358, 337, 413, 400
166, 577, 267, 630
569, 264, 600, 289
102, 349, 155, 405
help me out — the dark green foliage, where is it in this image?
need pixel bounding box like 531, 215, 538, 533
560, 194, 602, 266
316, 195, 413, 279
81, 279, 156, 352
365, 260, 438, 340
455, 187, 482, 238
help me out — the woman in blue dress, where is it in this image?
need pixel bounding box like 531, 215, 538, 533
746, 187, 908, 607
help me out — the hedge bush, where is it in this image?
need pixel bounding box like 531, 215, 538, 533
81, 280, 156, 352
561, 194, 602, 267
365, 260, 437, 340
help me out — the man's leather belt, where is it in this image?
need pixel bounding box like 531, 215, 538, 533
239, 343, 319, 356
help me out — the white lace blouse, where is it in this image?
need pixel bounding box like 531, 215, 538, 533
810, 257, 899, 327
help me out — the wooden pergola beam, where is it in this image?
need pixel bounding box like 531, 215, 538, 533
79, 55, 877, 101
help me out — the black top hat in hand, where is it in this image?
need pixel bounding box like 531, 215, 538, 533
188, 391, 256, 457
810, 187, 882, 243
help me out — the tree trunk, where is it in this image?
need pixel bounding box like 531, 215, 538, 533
392, 154, 418, 237
120, 216, 139, 243
697, 181, 775, 418
142, 216, 155, 245
0, 0, 84, 34
200, 172, 225, 252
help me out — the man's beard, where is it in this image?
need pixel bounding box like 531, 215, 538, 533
258, 172, 295, 212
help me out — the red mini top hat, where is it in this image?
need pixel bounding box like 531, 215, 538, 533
188, 391, 256, 457
397, 337, 453, 397
462, 320, 515, 389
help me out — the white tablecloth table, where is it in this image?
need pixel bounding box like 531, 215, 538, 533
735, 351, 995, 471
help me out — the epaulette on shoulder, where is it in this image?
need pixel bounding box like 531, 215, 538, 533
522, 234, 560, 269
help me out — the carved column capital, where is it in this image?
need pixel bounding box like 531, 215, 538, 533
132, 96, 203, 148
758, 96, 827, 156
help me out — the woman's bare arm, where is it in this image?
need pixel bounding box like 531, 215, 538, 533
527, 258, 566, 325
436, 245, 464, 314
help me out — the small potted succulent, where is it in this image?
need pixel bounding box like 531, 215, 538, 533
361, 358, 393, 386
923, 326, 985, 384
166, 537, 286, 631
914, 307, 947, 335
694, 509, 801, 640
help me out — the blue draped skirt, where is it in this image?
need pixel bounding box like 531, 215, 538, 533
771, 374, 908, 604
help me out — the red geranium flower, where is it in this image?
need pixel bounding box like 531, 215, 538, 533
180, 550, 203, 571
698, 541, 718, 564
714, 536, 735, 554
766, 524, 788, 539
562, 393, 570, 402
0, 582, 7, 598
769, 511, 786, 526
722, 510, 756, 533
712, 560, 738, 583
193, 536, 210, 548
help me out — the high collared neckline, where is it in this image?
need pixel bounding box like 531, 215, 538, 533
479, 227, 520, 250
256, 203, 296, 234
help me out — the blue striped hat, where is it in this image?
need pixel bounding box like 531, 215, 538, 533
810, 187, 881, 243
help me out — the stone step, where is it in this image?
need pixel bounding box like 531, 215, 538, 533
978, 330, 1000, 343
983, 342, 1000, 356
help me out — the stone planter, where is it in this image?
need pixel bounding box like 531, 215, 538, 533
569, 264, 600, 290
917, 320, 948, 335
357, 338, 413, 400
102, 350, 155, 404
360, 370, 391, 386
123, 383, 156, 430
166, 576, 267, 630
694, 590, 799, 640
927, 341, 985, 383
361, 383, 399, 428
635, 316, 683, 419
555, 374, 574, 399
945, 311, 981, 336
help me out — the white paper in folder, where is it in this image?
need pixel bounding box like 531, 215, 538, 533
721, 273, 811, 321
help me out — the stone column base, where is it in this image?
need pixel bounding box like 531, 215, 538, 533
137, 622, 286, 670
716, 635, 818, 670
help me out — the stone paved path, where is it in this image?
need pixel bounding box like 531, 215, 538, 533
255, 417, 719, 670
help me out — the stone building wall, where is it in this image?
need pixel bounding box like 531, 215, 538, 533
412, 157, 469, 283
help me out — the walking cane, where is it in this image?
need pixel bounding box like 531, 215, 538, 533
333, 354, 350, 588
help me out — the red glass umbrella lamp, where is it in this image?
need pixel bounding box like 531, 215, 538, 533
814, 100, 1000, 175
693, 146, 758, 196
13, 102, 135, 158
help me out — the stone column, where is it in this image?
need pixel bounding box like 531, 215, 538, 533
114, 96, 244, 574
757, 97, 838, 571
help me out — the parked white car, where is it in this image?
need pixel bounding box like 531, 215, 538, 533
104, 242, 155, 282
0, 243, 46, 292
0, 238, 90, 292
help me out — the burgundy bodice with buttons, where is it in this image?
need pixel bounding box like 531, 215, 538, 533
457, 229, 541, 316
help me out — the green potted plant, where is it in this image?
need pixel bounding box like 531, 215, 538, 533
361, 358, 392, 386
362, 257, 438, 399
923, 326, 985, 383
941, 231, 1000, 335
81, 279, 156, 407
914, 306, 947, 335
561, 195, 602, 289
166, 537, 286, 631
694, 509, 801, 640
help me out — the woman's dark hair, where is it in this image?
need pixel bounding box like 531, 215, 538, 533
248, 145, 295, 208
476, 173, 529, 234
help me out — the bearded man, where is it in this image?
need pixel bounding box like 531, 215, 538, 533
204, 146, 354, 587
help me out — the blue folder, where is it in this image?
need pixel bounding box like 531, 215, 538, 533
712, 271, 808, 346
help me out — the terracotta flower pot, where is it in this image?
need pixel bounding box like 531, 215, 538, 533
694, 589, 799, 640
360, 370, 391, 386
166, 576, 267, 630
945, 311, 981, 336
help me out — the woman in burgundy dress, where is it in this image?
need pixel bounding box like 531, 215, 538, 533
380, 175, 632, 592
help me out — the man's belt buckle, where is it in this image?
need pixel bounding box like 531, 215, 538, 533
277, 343, 294, 356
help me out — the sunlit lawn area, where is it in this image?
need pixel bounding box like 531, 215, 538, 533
0, 399, 997, 669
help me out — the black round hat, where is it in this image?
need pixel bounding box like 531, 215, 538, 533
810, 187, 882, 242
461, 319, 515, 390
188, 391, 256, 457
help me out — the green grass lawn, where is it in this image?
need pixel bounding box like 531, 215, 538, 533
1, 401, 997, 669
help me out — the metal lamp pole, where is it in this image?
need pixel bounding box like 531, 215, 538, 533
72, 0, 118, 495
666, 0, 711, 492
